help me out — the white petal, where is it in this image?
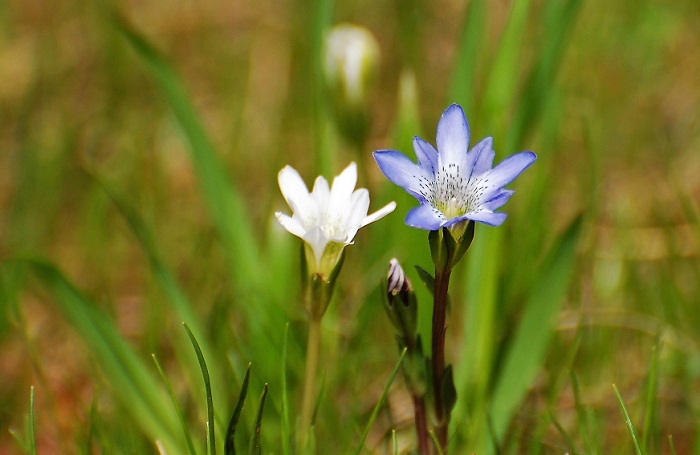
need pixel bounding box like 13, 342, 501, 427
278, 166, 313, 217
302, 227, 329, 268
342, 188, 371, 242
361, 201, 396, 227
311, 175, 331, 214
330, 162, 358, 205
275, 212, 308, 239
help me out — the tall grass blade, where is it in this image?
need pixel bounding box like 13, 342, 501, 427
353, 348, 407, 455
225, 364, 252, 455
184, 323, 217, 455
280, 324, 291, 455
489, 216, 583, 444
19, 259, 182, 454
668, 435, 678, 455
28, 386, 36, 455
549, 410, 579, 455
110, 12, 260, 290
152, 354, 198, 455
248, 384, 268, 455
95, 175, 227, 414
613, 383, 644, 455
571, 371, 599, 455
642, 343, 659, 453
449, 0, 486, 113
481, 0, 531, 132
506, 0, 583, 150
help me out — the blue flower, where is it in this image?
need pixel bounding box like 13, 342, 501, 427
373, 104, 536, 230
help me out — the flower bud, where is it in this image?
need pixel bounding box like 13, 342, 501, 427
323, 23, 380, 146
383, 258, 417, 339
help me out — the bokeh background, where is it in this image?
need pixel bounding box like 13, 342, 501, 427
1, 0, 699, 453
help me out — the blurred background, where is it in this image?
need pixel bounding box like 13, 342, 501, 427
1, 0, 699, 453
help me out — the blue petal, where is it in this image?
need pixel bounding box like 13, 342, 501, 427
485, 151, 537, 189
374, 150, 431, 202
467, 211, 507, 226
442, 214, 471, 228
405, 203, 445, 230
470, 137, 496, 176
483, 189, 514, 211
436, 104, 470, 170
412, 136, 438, 175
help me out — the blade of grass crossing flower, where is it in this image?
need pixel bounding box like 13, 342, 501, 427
392, 430, 398, 455
152, 354, 198, 455
613, 384, 644, 455
111, 12, 260, 291
353, 348, 407, 455
642, 344, 660, 454
248, 384, 268, 455
21, 260, 183, 454
449, 0, 486, 113
488, 217, 582, 444
226, 364, 251, 455
184, 323, 217, 455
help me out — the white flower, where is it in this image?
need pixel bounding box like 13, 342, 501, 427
275, 162, 396, 278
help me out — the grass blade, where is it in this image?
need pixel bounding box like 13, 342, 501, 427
152, 354, 198, 455
642, 343, 659, 453
449, 0, 486, 113
226, 364, 252, 455
489, 216, 583, 444
184, 323, 217, 455
18, 259, 182, 454
353, 348, 407, 455
248, 384, 268, 455
613, 383, 644, 455
281, 324, 291, 455
95, 175, 227, 415
28, 386, 36, 455
110, 11, 260, 291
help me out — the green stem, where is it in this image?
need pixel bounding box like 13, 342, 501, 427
299, 316, 322, 451
432, 267, 452, 453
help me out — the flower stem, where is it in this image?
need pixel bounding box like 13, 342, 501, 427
299, 316, 322, 452
432, 267, 452, 453
413, 394, 431, 455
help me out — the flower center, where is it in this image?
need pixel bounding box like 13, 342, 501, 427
431, 164, 471, 218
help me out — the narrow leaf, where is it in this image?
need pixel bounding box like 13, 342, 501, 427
353, 348, 407, 455
19, 259, 182, 453
489, 216, 583, 443
152, 354, 198, 455
613, 383, 644, 455
184, 323, 217, 455
225, 364, 252, 455
248, 384, 268, 455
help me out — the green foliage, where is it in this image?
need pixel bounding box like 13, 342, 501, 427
2, 0, 699, 453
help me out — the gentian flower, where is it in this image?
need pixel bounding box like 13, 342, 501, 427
373, 104, 536, 230
276, 162, 396, 278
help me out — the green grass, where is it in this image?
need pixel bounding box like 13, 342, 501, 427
2, 0, 700, 453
